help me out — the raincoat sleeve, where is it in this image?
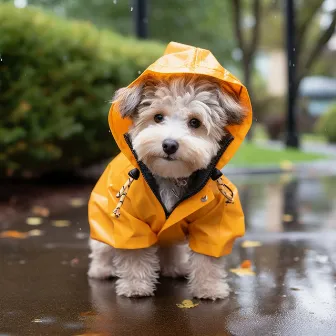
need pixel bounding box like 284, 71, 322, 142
88, 161, 158, 249
187, 176, 245, 258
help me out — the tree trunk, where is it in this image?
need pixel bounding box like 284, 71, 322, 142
243, 60, 254, 141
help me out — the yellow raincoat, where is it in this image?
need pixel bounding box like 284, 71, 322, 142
89, 42, 252, 258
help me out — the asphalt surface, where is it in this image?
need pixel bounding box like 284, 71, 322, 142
1, 174, 336, 336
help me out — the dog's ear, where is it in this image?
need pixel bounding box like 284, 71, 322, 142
216, 89, 246, 125
112, 84, 143, 119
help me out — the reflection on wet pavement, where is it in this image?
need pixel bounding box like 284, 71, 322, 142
1, 174, 336, 335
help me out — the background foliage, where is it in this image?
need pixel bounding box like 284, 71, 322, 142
0, 3, 163, 176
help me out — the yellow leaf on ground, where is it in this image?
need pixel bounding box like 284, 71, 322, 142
69, 198, 86, 208
29, 229, 44, 237
52, 220, 71, 227
176, 299, 199, 309
26, 217, 43, 226
283, 214, 293, 222
230, 268, 256, 276
241, 240, 262, 248
32, 206, 50, 217
240, 260, 252, 269
0, 231, 29, 239
280, 160, 294, 171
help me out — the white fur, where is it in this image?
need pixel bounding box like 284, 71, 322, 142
88, 239, 116, 279
88, 75, 244, 298
188, 251, 230, 300
113, 246, 160, 297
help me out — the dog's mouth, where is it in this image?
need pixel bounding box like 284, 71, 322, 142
163, 156, 176, 161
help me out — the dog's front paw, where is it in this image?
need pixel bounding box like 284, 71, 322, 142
116, 278, 157, 297
88, 261, 116, 280
190, 281, 230, 300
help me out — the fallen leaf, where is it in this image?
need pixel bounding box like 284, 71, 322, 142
176, 299, 199, 309
240, 260, 252, 269
29, 229, 44, 237
71, 258, 79, 266
280, 160, 294, 171
31, 317, 56, 324
26, 217, 43, 226
52, 220, 71, 227
241, 240, 262, 248
75, 232, 89, 240
230, 268, 256, 276
0, 231, 29, 239
283, 214, 293, 222
32, 206, 50, 217
69, 198, 86, 208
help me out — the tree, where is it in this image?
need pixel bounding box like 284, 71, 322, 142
230, 0, 336, 140
231, 0, 261, 104
293, 1, 336, 98
21, 0, 236, 65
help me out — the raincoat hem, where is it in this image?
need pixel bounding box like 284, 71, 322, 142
189, 239, 236, 258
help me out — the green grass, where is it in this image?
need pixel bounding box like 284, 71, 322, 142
229, 142, 327, 167
254, 124, 327, 143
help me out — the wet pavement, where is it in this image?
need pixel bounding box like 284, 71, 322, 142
1, 173, 336, 335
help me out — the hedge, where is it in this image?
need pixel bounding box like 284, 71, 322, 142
316, 103, 336, 143
0, 4, 164, 177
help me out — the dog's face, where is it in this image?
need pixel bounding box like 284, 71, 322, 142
113, 75, 245, 179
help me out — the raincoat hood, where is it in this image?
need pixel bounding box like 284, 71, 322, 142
89, 42, 252, 258
109, 41, 252, 169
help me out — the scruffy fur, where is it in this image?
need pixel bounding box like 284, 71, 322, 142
88, 75, 245, 299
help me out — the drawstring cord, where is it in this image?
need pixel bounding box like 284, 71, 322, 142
112, 167, 232, 218
112, 168, 140, 218
211, 169, 234, 204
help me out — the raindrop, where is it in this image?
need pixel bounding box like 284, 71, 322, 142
130, 6, 134, 11
138, 70, 142, 74
113, 0, 117, 3
0, 54, 2, 62
293, 48, 296, 51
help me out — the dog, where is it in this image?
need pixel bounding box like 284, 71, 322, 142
88, 74, 246, 300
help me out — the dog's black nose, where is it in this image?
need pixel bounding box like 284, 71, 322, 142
162, 139, 179, 155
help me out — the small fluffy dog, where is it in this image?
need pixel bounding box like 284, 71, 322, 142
88, 74, 245, 299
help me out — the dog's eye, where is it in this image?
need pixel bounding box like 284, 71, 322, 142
189, 118, 201, 129
154, 114, 164, 123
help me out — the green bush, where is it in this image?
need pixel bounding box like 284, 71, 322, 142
0, 4, 163, 177
316, 103, 336, 143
